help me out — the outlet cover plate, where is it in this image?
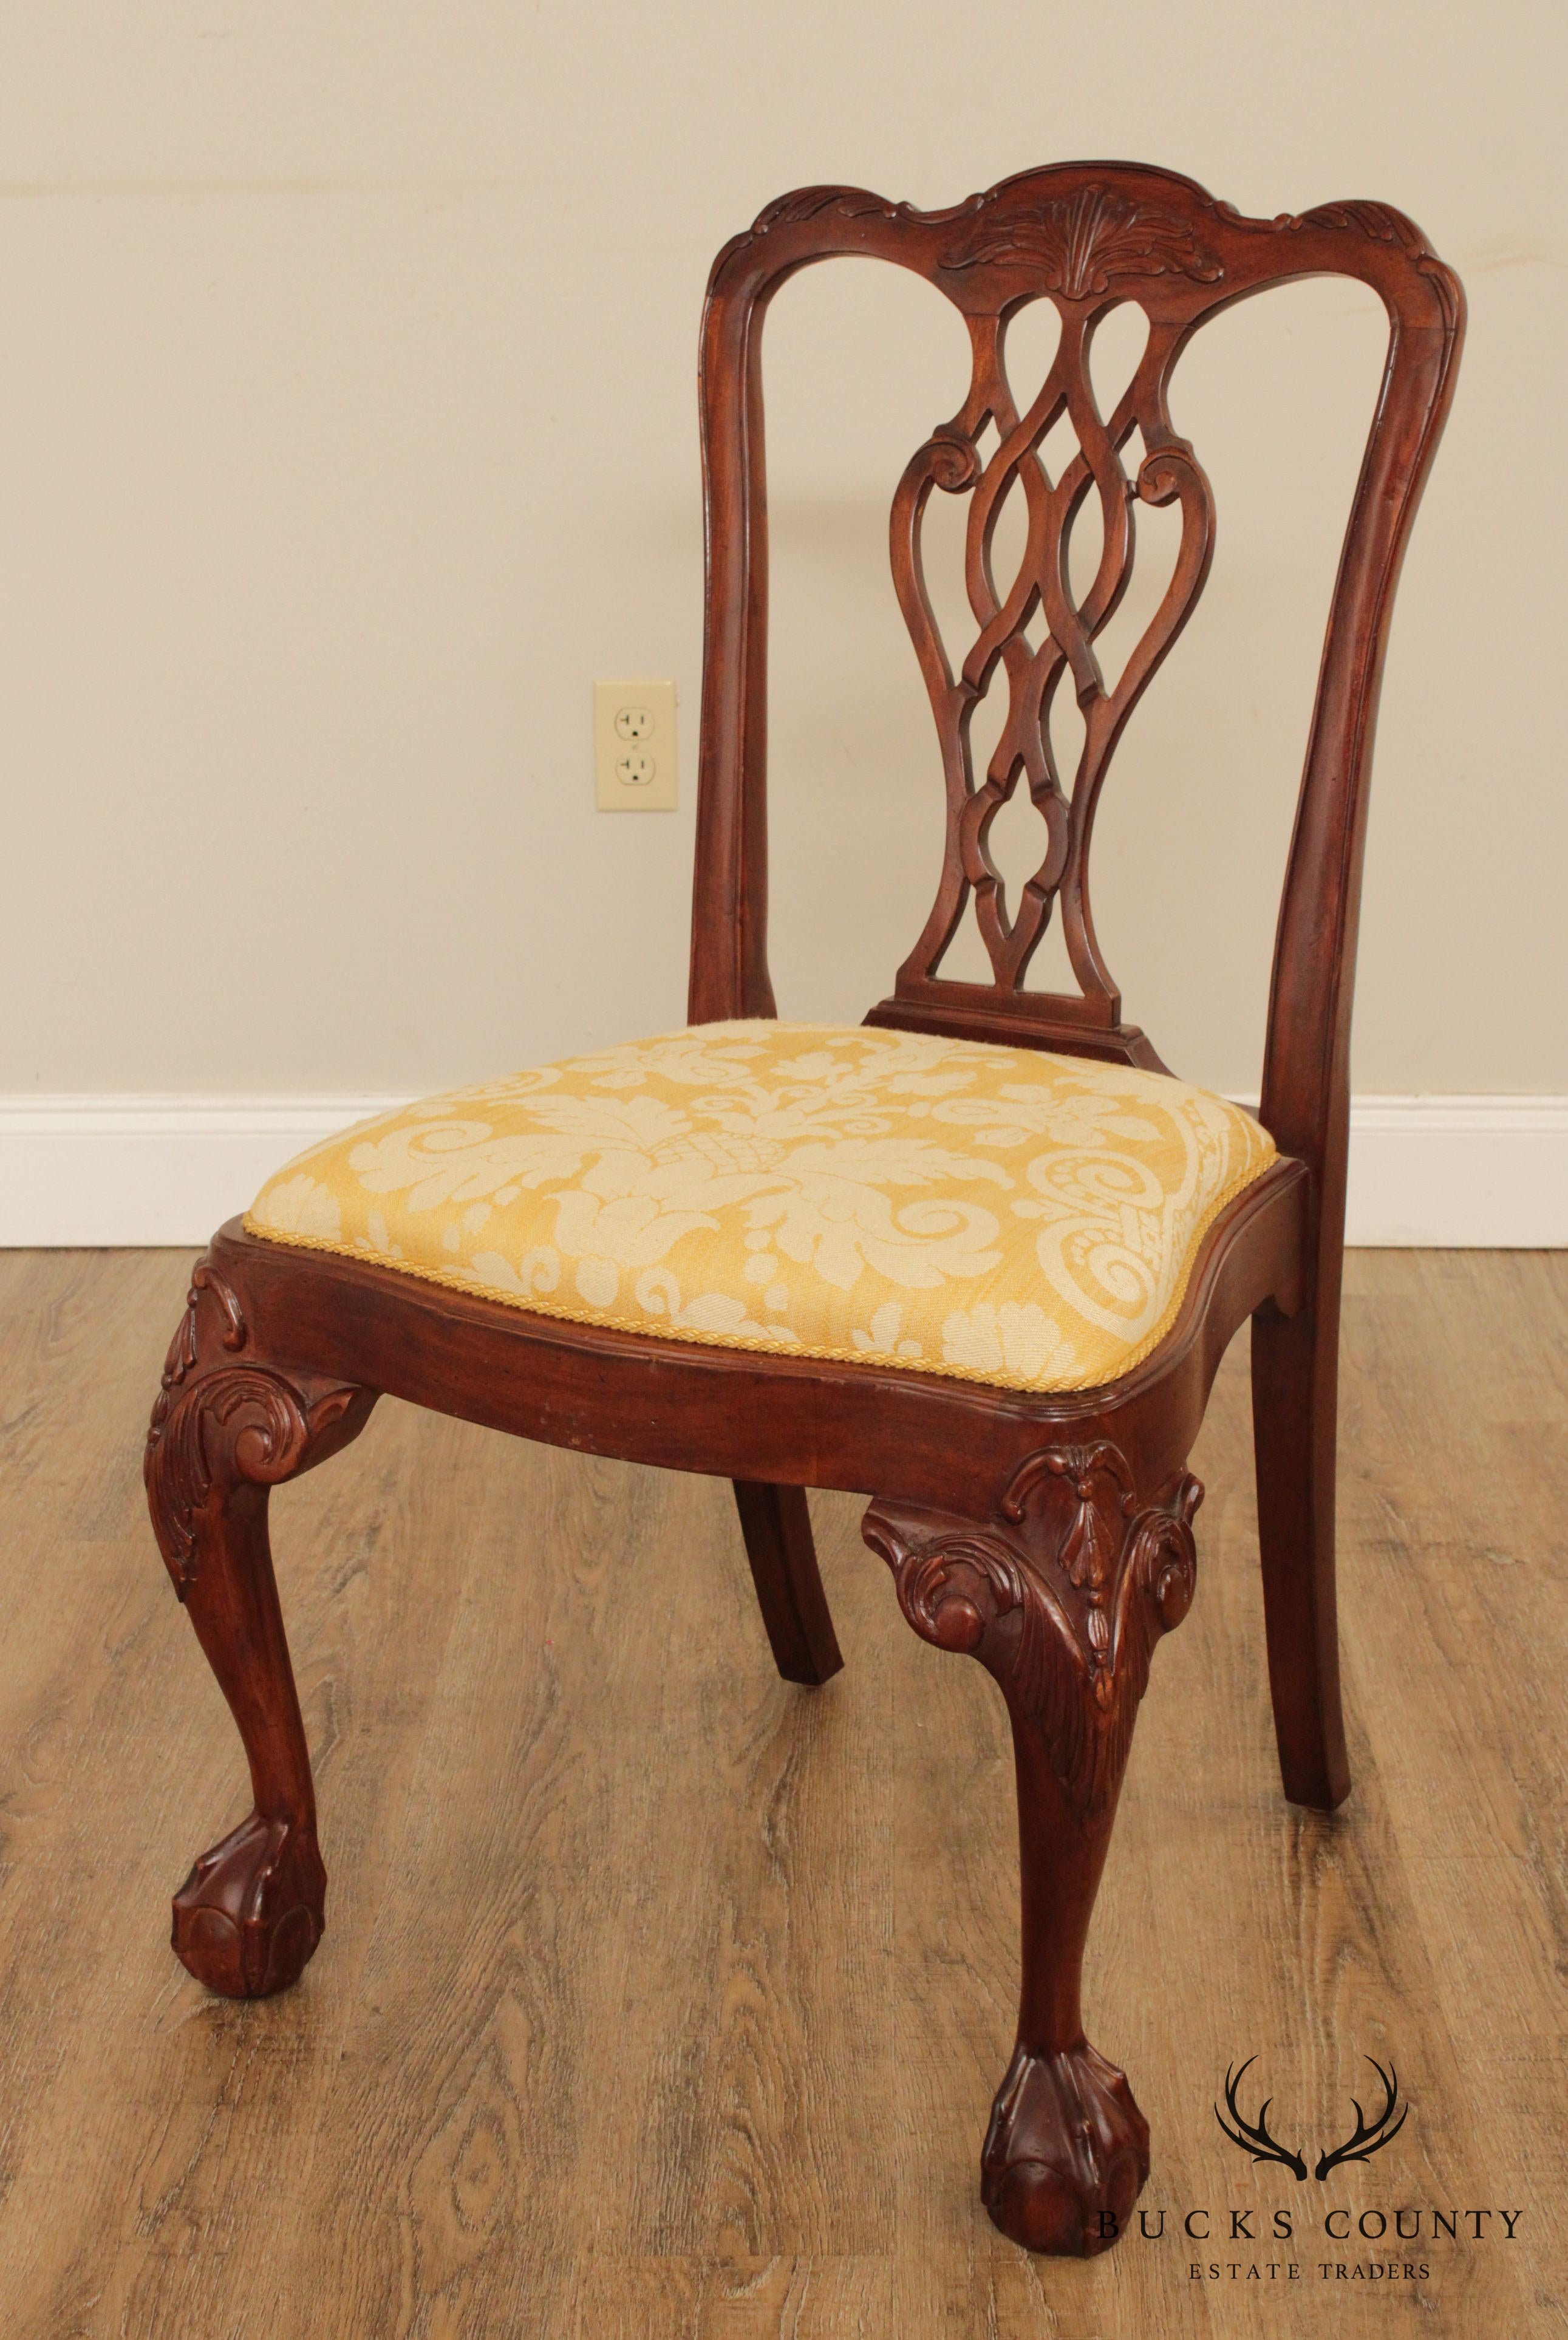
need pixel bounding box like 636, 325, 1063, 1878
595, 679, 677, 811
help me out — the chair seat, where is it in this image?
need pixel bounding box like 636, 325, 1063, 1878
245, 1020, 1276, 1395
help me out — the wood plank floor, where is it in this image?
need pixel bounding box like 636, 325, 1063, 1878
0, 1248, 1563, 2338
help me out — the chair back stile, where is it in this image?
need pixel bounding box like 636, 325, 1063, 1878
687, 162, 1464, 1232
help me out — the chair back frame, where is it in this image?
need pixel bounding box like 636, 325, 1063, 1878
688, 162, 1464, 1250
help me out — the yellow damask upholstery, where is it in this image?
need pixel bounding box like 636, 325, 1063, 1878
245, 1021, 1276, 1396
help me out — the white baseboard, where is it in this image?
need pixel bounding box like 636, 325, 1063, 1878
1337, 1094, 1568, 1246
0, 1092, 1563, 1249
0, 1097, 410, 1248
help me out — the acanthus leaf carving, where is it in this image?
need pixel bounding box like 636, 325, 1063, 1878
1291, 197, 1414, 246
1216, 194, 1462, 334
742, 185, 906, 243
143, 1253, 364, 1596
865, 1450, 1201, 1815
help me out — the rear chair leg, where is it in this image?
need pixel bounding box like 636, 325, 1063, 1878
732, 1480, 843, 1686
1251, 1303, 1351, 1810
145, 1258, 376, 1996
866, 1445, 1201, 2256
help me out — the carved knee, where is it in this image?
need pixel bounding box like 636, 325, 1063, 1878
865, 1442, 1201, 1815
145, 1257, 372, 1600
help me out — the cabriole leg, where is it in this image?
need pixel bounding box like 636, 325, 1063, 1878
865, 1446, 1201, 2256
144, 1258, 375, 1997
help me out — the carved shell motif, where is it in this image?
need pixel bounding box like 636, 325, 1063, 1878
939, 185, 1223, 295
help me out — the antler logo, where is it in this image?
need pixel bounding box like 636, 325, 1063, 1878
1215, 2055, 1407, 2181
1314, 2057, 1408, 2180
1215, 2058, 1307, 2180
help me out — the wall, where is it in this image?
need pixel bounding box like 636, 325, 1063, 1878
0, 3, 1563, 1234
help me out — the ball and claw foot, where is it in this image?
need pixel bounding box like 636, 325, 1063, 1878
981, 2039, 1151, 2256
171, 1811, 327, 1998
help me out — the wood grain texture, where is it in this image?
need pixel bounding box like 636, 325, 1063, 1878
1, 1247, 1561, 2336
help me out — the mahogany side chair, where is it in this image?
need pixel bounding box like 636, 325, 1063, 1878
144, 163, 1462, 2257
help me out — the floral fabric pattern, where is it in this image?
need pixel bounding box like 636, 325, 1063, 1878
245, 1021, 1276, 1394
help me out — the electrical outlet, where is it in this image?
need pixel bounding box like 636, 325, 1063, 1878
594, 680, 677, 810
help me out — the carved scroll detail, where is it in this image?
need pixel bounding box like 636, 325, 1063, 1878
148, 1256, 247, 1426
747, 185, 905, 237
1286, 199, 1463, 331
865, 1453, 1201, 1814
143, 1254, 361, 1596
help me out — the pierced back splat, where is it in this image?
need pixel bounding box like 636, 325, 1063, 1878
691, 163, 1462, 1164
888, 290, 1214, 1057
